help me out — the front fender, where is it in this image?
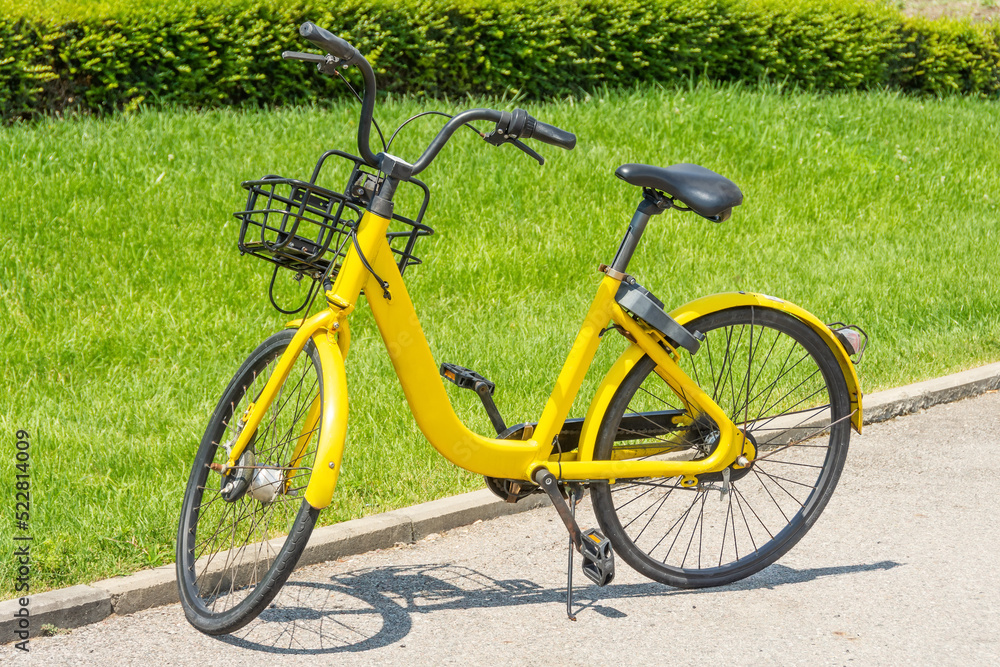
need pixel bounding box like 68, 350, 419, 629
303, 329, 349, 509
576, 292, 863, 464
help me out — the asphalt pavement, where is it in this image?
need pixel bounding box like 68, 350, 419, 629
4, 391, 999, 666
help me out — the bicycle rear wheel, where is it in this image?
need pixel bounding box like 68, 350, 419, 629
591, 307, 851, 588
176, 329, 323, 635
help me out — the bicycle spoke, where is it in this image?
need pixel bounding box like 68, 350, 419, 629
613, 484, 659, 513
733, 485, 759, 553
733, 483, 774, 540
756, 459, 823, 469
754, 410, 856, 459
681, 490, 708, 569
750, 342, 799, 424
726, 324, 748, 418
739, 325, 782, 419
636, 385, 682, 411
741, 316, 755, 430
658, 490, 702, 563
751, 468, 818, 489
753, 468, 794, 519
630, 487, 675, 542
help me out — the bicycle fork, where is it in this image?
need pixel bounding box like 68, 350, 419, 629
222, 308, 352, 510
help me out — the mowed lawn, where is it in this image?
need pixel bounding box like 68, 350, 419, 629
1, 84, 998, 595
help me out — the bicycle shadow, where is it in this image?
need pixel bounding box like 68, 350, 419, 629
219, 559, 902, 655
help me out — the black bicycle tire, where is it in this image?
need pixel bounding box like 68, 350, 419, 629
176, 329, 323, 635
590, 306, 851, 588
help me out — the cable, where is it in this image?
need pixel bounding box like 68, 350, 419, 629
297, 227, 355, 319
334, 69, 387, 151
268, 265, 318, 315
385, 111, 485, 152
349, 230, 391, 300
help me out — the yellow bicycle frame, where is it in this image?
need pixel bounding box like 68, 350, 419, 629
226, 209, 862, 510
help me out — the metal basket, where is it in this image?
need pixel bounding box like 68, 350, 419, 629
235, 150, 432, 282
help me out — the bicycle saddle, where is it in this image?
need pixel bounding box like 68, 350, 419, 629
615, 163, 743, 221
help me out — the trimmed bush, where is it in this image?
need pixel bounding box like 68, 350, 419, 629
890, 15, 1000, 95
1, 0, 998, 120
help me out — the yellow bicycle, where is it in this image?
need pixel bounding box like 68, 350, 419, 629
176, 22, 866, 635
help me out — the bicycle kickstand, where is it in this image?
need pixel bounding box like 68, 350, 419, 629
532, 469, 615, 622
566, 483, 582, 621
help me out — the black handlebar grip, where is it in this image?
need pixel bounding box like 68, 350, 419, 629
525, 117, 576, 150
299, 22, 358, 62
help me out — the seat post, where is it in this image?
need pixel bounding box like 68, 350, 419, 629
609, 190, 671, 274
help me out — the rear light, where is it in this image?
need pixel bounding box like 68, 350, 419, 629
828, 323, 868, 363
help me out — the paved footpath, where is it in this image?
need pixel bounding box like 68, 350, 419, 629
4, 392, 999, 666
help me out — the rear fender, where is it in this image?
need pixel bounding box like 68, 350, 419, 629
671, 293, 862, 433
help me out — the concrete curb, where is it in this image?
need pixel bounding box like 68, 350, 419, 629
861, 361, 1000, 423
3, 360, 999, 642
0, 586, 111, 644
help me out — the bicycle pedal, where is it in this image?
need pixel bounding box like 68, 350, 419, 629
579, 528, 615, 586
440, 362, 507, 434
440, 362, 495, 393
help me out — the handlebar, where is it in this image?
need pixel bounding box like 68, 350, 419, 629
527, 119, 576, 150
411, 108, 576, 175
411, 108, 501, 174
297, 21, 379, 168
299, 21, 359, 64
294, 22, 576, 177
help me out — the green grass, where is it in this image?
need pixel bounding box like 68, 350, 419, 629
1, 83, 998, 596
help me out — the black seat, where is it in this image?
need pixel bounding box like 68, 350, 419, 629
615, 163, 743, 220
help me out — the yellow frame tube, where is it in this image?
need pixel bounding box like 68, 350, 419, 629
572, 292, 864, 475
359, 223, 744, 482
362, 237, 544, 480
540, 304, 747, 481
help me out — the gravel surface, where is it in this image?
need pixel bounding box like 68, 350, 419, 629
4, 392, 999, 666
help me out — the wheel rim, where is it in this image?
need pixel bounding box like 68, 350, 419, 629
595, 307, 850, 582
180, 341, 322, 617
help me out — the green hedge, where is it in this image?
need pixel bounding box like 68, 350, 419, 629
2, 0, 998, 120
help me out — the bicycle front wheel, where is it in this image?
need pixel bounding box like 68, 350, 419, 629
176, 329, 324, 635
591, 306, 851, 588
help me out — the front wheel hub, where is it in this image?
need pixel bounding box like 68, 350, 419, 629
249, 466, 283, 503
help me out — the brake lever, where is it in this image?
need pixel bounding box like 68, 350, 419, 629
281, 50, 328, 63
483, 129, 544, 166
282, 50, 343, 75
510, 139, 544, 166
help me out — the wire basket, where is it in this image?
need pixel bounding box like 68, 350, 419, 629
236, 150, 432, 282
